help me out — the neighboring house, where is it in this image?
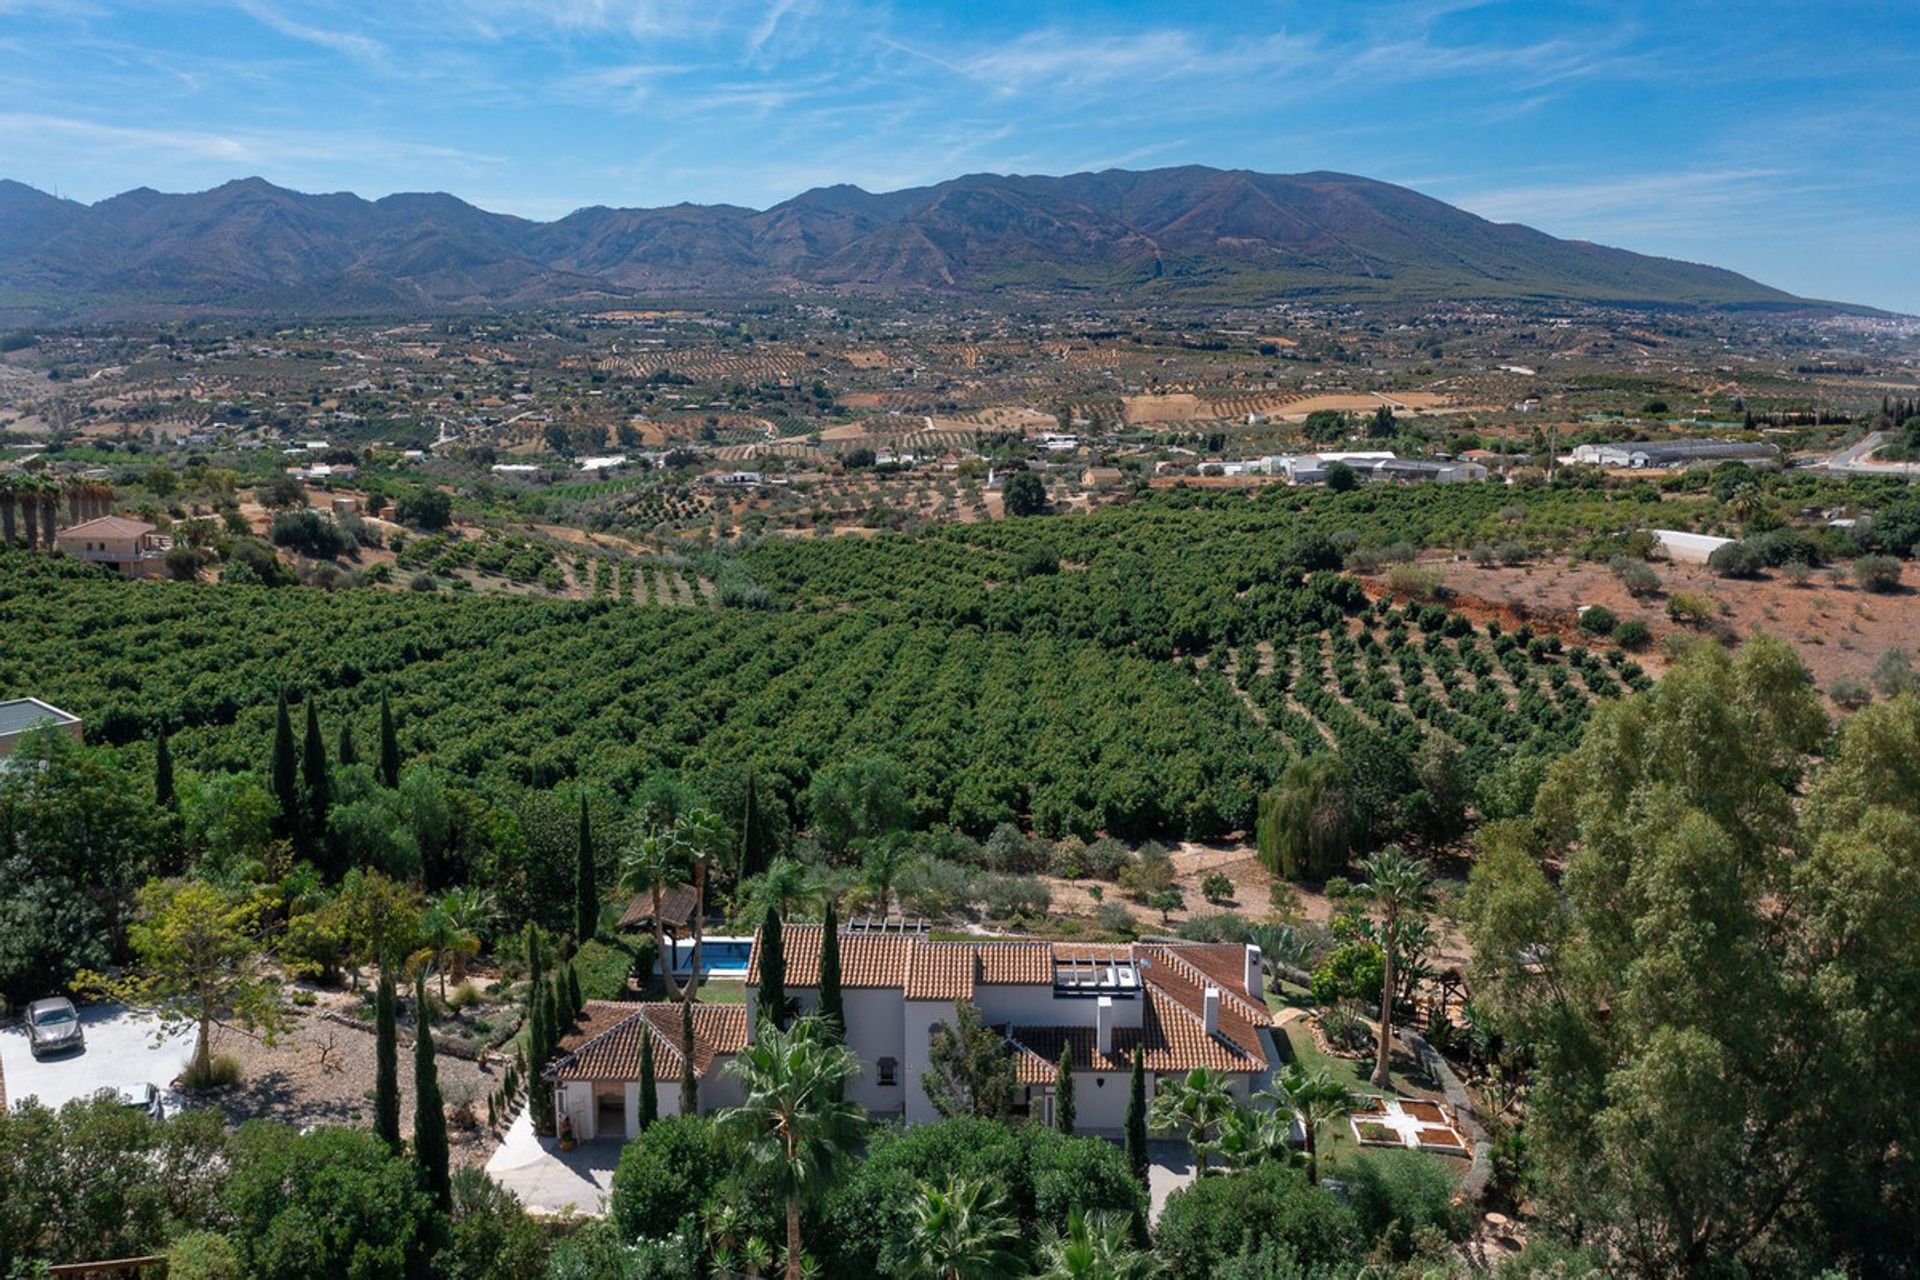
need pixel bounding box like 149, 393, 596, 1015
0, 697, 83, 760
53, 516, 172, 578
543, 928, 1276, 1141
1082, 466, 1124, 489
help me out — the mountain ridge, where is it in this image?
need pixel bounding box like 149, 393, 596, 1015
0, 165, 1854, 314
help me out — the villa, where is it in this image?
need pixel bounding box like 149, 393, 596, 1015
545, 927, 1276, 1143
53, 515, 172, 578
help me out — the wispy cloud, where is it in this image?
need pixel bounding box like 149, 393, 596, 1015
233, 0, 388, 62
1448, 167, 1792, 240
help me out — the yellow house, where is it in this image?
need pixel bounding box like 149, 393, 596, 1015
54, 515, 172, 578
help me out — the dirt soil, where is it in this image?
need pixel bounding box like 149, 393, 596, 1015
1042, 841, 1470, 969
210, 985, 503, 1169
1419, 554, 1920, 703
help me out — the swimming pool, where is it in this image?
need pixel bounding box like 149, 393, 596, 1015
658, 936, 754, 979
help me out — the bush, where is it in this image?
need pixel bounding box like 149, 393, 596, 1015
1200, 871, 1235, 903
396, 487, 453, 530
270, 510, 351, 559
1576, 605, 1616, 636
1612, 619, 1651, 650
976, 872, 1052, 920
1155, 1160, 1360, 1280
1118, 843, 1176, 901
573, 937, 642, 1002
1855, 555, 1903, 593
224, 1124, 435, 1280
165, 1231, 241, 1280
1666, 592, 1718, 626
183, 1053, 243, 1090
1829, 675, 1874, 710
610, 1115, 724, 1242
1094, 902, 1137, 937
1385, 563, 1442, 601
1708, 540, 1762, 579
1346, 1148, 1465, 1258
1611, 556, 1661, 598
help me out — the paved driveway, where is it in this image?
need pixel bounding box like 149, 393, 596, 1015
1147, 1139, 1197, 1220
485, 1106, 620, 1216
0, 1004, 194, 1114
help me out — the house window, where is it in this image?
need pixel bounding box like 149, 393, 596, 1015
877, 1057, 898, 1087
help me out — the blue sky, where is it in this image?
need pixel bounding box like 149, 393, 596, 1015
3, 0, 1917, 311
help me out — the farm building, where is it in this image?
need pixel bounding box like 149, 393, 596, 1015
53, 515, 172, 578
1569, 440, 1777, 469
0, 697, 83, 760
1651, 529, 1736, 564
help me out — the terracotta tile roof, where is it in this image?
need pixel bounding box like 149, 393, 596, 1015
1004, 984, 1261, 1082
617, 883, 701, 932
546, 1000, 748, 1084
743, 925, 917, 988
57, 515, 155, 539
903, 941, 982, 1000
1160, 942, 1262, 1004
976, 942, 1053, 986
1136, 945, 1270, 1062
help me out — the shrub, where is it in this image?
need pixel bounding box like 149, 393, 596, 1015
573, 937, 642, 1002
1080, 837, 1131, 880
1155, 1160, 1360, 1280
1118, 843, 1176, 901
609, 1115, 724, 1242
1346, 1148, 1465, 1258
1094, 901, 1137, 937
1495, 541, 1531, 567
976, 872, 1052, 920
1666, 592, 1718, 626
1385, 563, 1442, 602
183, 1053, 243, 1090
224, 1124, 435, 1280
1829, 675, 1874, 710
1872, 648, 1917, 698
1855, 555, 1903, 593
1200, 871, 1235, 903
1611, 556, 1661, 598
1708, 540, 1762, 579
1576, 605, 1616, 636
165, 1232, 242, 1280
1613, 619, 1651, 650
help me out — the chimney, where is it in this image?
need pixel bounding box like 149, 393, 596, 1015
1203, 986, 1221, 1038
1245, 945, 1264, 1000
1095, 996, 1113, 1057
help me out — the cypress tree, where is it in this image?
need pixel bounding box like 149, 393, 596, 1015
544, 972, 565, 1039
755, 907, 786, 1035
378, 690, 400, 789
1055, 1043, 1076, 1136
818, 900, 843, 1041
524, 925, 546, 990
338, 721, 358, 767
679, 1000, 698, 1116
302, 699, 330, 866
153, 722, 175, 810
575, 794, 597, 943
1125, 1047, 1148, 1188
413, 971, 451, 1213
739, 766, 766, 879
270, 691, 300, 843
373, 966, 401, 1152
566, 961, 583, 1021
636, 1027, 658, 1132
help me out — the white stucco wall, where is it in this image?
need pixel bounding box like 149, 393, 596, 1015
903, 999, 956, 1123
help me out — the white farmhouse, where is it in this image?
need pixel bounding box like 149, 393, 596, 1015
545, 928, 1276, 1142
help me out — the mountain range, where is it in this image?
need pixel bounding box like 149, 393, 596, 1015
0, 166, 1828, 314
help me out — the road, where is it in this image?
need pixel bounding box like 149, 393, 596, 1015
1817, 431, 1920, 478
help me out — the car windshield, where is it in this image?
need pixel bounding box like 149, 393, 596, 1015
34, 1007, 76, 1025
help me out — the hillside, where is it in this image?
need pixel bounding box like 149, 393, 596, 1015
0, 167, 1823, 313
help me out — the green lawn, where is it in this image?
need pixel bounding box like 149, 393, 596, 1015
1274, 1011, 1466, 1183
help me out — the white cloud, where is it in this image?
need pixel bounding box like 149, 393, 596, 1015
233, 0, 388, 62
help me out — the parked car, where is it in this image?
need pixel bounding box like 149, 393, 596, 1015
25, 997, 84, 1057
98, 1083, 164, 1121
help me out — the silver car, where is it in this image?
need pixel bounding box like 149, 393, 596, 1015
25, 997, 85, 1057
99, 1083, 164, 1121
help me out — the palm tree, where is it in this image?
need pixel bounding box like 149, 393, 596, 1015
1359, 845, 1432, 1088
901, 1176, 1022, 1280
859, 832, 917, 916
621, 825, 686, 1001
431, 887, 496, 984
33, 476, 57, 547
1724, 480, 1764, 532
0, 474, 17, 546
1037, 1210, 1158, 1280
418, 893, 487, 996
1214, 1100, 1297, 1173
1262, 1065, 1354, 1185
741, 855, 814, 922
677, 805, 729, 1005
717, 1017, 866, 1280
1148, 1066, 1237, 1174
